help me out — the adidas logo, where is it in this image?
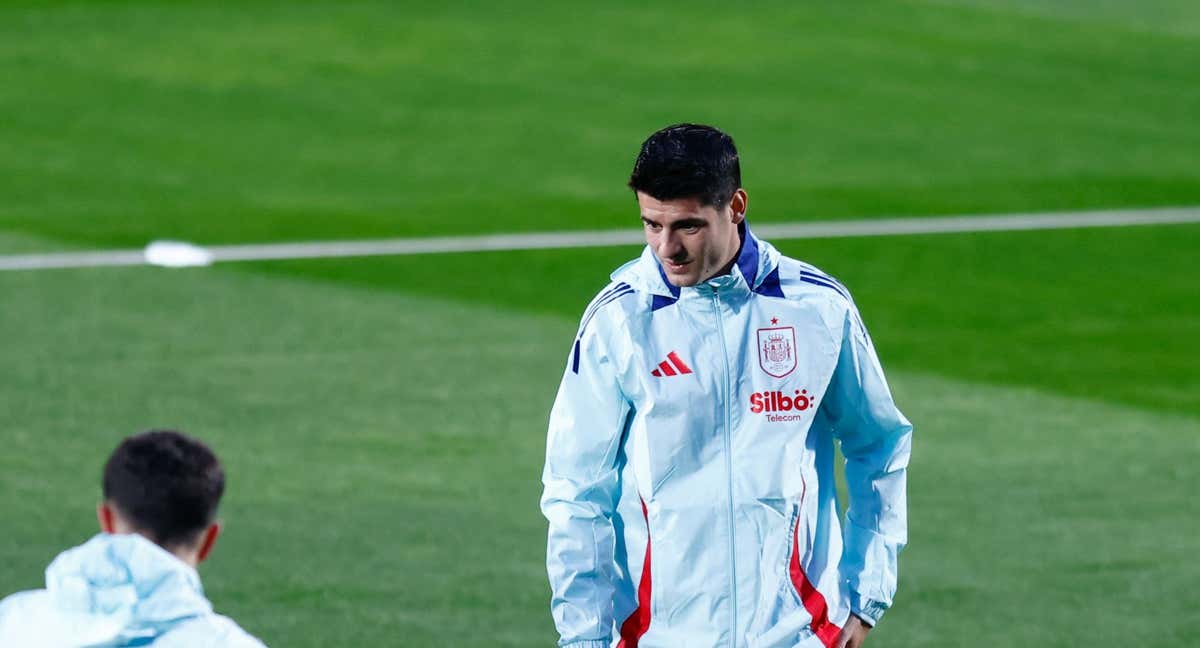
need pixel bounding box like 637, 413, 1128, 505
651, 351, 693, 377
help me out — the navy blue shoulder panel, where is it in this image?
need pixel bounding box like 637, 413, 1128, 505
651, 294, 678, 311
753, 267, 785, 298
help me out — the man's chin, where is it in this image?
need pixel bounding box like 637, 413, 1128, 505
665, 271, 701, 287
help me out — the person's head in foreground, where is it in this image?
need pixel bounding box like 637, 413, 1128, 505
100, 429, 226, 567
628, 122, 748, 287
0, 429, 266, 647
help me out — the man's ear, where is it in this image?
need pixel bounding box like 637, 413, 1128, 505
195, 522, 222, 564
97, 502, 117, 534
729, 189, 748, 225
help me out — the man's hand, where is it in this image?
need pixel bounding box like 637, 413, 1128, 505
833, 614, 871, 648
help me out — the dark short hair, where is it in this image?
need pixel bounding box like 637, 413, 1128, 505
102, 430, 225, 548
628, 123, 741, 207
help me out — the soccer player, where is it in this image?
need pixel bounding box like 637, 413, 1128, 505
0, 430, 266, 647
541, 124, 912, 648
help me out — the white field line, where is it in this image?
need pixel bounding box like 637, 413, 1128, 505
2, 206, 1199, 272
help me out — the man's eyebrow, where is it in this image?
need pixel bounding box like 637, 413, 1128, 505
641, 216, 707, 229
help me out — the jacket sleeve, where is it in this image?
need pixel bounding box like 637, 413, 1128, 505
540, 316, 632, 648
822, 304, 912, 626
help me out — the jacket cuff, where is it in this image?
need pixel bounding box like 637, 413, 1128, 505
560, 641, 611, 648
850, 595, 889, 627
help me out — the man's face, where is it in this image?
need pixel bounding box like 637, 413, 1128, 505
638, 190, 747, 287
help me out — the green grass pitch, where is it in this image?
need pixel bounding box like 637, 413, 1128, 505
1, 1, 1198, 646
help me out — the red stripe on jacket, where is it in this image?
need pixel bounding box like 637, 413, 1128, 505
617, 499, 652, 647
789, 513, 842, 647
667, 351, 693, 374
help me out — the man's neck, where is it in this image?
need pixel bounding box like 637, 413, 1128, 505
126, 531, 202, 567
701, 228, 745, 283
710, 255, 738, 281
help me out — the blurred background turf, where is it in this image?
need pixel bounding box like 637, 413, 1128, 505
2, 0, 1198, 247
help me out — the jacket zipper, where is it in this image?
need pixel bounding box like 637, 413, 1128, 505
710, 286, 739, 644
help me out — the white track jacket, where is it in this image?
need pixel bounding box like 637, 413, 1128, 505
541, 224, 911, 648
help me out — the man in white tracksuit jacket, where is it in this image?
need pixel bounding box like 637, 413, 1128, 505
541, 124, 911, 648
0, 430, 264, 647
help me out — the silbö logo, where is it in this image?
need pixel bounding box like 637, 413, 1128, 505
749, 389, 814, 422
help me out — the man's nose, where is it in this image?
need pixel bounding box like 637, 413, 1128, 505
656, 231, 682, 258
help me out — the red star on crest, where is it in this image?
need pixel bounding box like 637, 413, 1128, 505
770, 317, 778, 325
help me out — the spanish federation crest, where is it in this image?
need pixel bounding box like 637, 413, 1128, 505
757, 326, 797, 378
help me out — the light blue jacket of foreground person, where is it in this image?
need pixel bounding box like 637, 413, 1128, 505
0, 533, 264, 647
541, 225, 912, 648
